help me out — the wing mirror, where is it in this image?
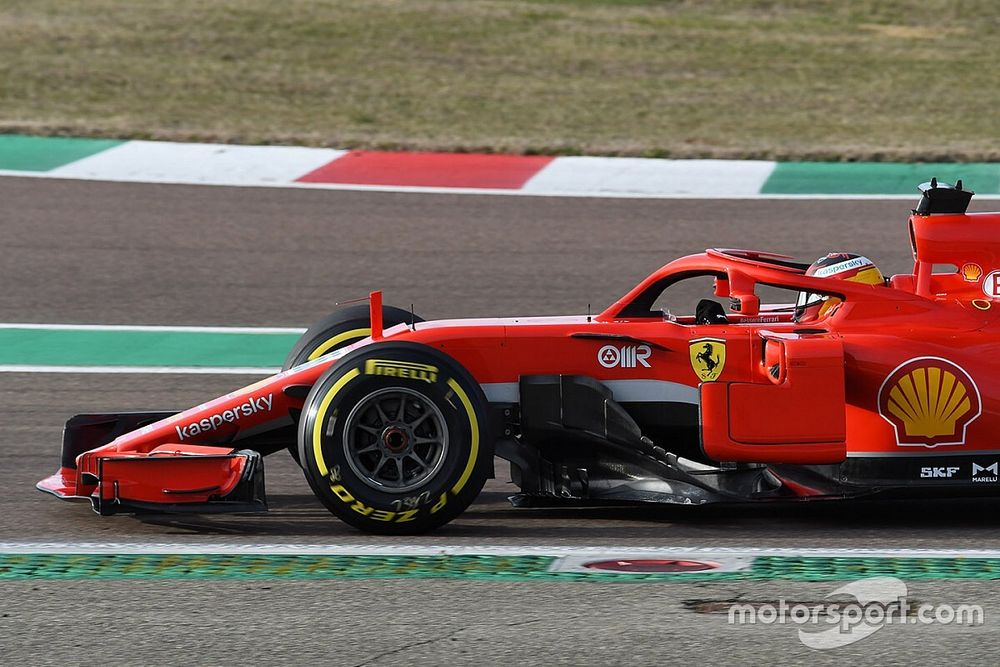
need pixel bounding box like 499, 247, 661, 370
713, 276, 730, 298
729, 293, 760, 317
726, 271, 760, 316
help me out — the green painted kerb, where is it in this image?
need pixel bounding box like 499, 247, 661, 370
3, 554, 1000, 582
762, 162, 1000, 195
0, 134, 124, 172
0, 328, 299, 368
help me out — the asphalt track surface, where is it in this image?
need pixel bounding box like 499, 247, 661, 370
4, 176, 1000, 664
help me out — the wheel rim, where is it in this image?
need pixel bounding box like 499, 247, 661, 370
342, 387, 449, 493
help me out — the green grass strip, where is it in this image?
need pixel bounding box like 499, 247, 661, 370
0, 134, 124, 171
5, 1, 1000, 161
4, 554, 1000, 582
0, 328, 299, 368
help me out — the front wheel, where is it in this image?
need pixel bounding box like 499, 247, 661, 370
298, 343, 493, 534
283, 304, 422, 464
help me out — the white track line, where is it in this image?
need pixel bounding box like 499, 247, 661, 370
0, 322, 304, 334
0, 365, 276, 375
3, 542, 1000, 558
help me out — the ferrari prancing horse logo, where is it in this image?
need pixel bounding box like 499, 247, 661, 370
689, 338, 726, 382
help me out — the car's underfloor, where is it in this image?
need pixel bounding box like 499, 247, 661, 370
495, 374, 1000, 507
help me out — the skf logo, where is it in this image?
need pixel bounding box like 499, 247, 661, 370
972, 462, 999, 483
920, 466, 959, 478
597, 344, 652, 369
878, 357, 981, 448
982, 270, 1000, 298
961, 263, 983, 283
364, 359, 438, 383
689, 338, 726, 382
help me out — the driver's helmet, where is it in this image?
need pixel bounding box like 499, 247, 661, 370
795, 253, 884, 322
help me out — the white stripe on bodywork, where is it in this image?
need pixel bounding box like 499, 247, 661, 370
481, 379, 698, 404
605, 379, 698, 404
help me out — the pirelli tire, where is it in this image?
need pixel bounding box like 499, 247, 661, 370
298, 343, 493, 534
283, 304, 422, 464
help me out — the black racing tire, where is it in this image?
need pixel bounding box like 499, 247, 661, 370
283, 304, 422, 464
282, 304, 421, 371
297, 343, 493, 534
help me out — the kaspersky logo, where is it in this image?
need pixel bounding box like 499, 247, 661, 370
878, 358, 981, 448
175, 393, 273, 441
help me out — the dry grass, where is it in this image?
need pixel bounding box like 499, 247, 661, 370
1, 0, 998, 160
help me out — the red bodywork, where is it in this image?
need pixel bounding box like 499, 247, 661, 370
38, 207, 1000, 510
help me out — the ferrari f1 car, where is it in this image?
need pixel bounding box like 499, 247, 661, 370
38, 180, 1000, 533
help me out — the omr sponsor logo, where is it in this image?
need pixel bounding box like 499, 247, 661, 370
175, 393, 273, 441
598, 344, 653, 369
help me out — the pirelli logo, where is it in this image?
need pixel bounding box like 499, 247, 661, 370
364, 359, 439, 383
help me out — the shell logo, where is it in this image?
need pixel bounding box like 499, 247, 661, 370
961, 263, 983, 282
878, 357, 981, 448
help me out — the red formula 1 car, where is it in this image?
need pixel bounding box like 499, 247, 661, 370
38, 180, 1000, 533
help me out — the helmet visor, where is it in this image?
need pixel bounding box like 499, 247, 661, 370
795, 291, 825, 310
794, 291, 827, 321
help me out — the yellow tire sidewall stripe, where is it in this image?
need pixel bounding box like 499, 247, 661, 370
311, 367, 361, 477
448, 378, 480, 496
306, 328, 371, 361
